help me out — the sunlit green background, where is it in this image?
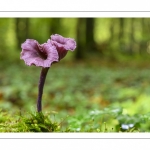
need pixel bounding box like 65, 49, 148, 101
1, 18, 150, 132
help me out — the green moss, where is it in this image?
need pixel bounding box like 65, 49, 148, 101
0, 110, 60, 132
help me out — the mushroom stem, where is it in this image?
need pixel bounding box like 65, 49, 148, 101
37, 67, 49, 112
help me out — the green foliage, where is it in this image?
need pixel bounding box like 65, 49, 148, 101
67, 106, 122, 132
1, 61, 150, 132
0, 106, 150, 132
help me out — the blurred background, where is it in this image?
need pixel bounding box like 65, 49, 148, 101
1, 18, 150, 130
1, 18, 150, 62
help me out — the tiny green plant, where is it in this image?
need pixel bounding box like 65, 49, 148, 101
20, 34, 76, 112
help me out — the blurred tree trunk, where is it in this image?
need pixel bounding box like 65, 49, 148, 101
16, 18, 29, 49
119, 18, 124, 50
109, 19, 115, 42
75, 18, 86, 59
85, 18, 96, 52
129, 18, 134, 54
140, 18, 149, 54
108, 18, 118, 60
49, 18, 61, 34
140, 18, 145, 54
0, 19, 9, 60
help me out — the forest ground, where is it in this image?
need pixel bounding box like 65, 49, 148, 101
1, 57, 150, 132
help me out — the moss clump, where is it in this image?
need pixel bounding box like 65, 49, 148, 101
0, 110, 60, 132
16, 112, 60, 132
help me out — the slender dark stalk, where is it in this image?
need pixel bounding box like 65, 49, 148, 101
37, 67, 49, 112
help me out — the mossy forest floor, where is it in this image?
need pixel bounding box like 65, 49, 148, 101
1, 58, 150, 132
